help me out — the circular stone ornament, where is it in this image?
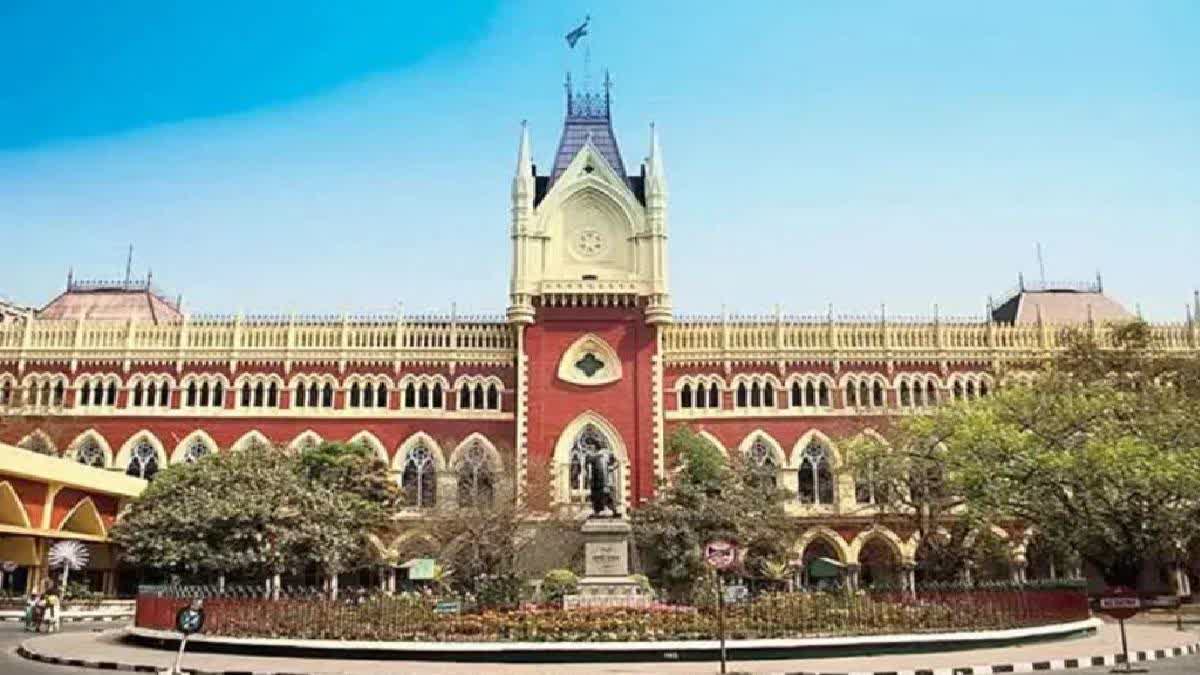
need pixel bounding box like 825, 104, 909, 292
574, 228, 606, 258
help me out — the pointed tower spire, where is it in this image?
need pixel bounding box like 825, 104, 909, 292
512, 120, 534, 208
124, 244, 134, 285
646, 122, 667, 196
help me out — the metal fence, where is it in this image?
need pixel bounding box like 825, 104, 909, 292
136, 584, 1090, 642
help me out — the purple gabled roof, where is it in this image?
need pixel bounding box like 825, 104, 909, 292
548, 73, 629, 189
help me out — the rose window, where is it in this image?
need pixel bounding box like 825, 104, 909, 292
575, 229, 604, 257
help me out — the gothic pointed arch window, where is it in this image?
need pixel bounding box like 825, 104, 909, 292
294, 383, 307, 408
899, 381, 911, 407
486, 383, 499, 410
568, 424, 617, 505
75, 440, 105, 468
350, 383, 362, 408
186, 381, 198, 406
362, 383, 374, 408
736, 382, 748, 408
19, 432, 55, 456
746, 436, 779, 489
708, 383, 719, 408
859, 381, 870, 407
132, 383, 146, 407
431, 382, 444, 408
182, 438, 211, 464
872, 381, 885, 408
798, 441, 834, 505
375, 383, 388, 408
966, 381, 977, 398
680, 383, 693, 409
458, 385, 470, 410
401, 444, 437, 508
926, 380, 937, 404
321, 383, 333, 407
405, 383, 417, 407
790, 382, 802, 407
456, 441, 495, 508
126, 440, 159, 480
105, 382, 117, 406
818, 381, 831, 407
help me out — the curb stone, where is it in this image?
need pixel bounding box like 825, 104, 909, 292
15, 639, 1200, 675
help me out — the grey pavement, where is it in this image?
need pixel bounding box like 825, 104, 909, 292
1, 621, 115, 675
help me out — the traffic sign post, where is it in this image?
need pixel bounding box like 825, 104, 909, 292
704, 541, 739, 675
1097, 588, 1146, 674
168, 598, 205, 675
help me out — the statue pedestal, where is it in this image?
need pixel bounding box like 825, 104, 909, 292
564, 519, 648, 609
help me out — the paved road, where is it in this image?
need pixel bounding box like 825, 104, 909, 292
1073, 654, 1200, 673
0, 622, 113, 675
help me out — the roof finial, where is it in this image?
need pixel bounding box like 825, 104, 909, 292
515, 120, 532, 175
124, 244, 134, 285
66, 267, 74, 289
1018, 272, 1025, 292
1096, 270, 1104, 293
646, 122, 666, 195
1193, 289, 1199, 323
603, 69, 612, 115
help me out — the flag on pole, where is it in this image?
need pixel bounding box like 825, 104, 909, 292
565, 16, 589, 48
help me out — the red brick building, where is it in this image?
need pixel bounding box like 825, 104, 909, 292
3, 75, 1198, 593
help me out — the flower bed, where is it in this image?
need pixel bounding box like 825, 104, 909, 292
136, 587, 1089, 642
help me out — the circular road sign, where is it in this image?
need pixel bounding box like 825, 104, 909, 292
1098, 586, 1141, 621
175, 600, 206, 635
704, 540, 738, 570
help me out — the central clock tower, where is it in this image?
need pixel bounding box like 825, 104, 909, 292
507, 73, 671, 512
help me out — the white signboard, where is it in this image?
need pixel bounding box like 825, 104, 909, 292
1099, 597, 1141, 610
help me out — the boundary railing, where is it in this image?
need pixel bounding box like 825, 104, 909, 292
135, 584, 1089, 642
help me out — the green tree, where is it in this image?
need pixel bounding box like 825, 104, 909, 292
110, 444, 311, 581
112, 441, 404, 592
632, 427, 801, 600
846, 321, 1200, 587
292, 442, 403, 593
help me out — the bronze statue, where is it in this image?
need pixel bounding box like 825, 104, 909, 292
587, 449, 620, 517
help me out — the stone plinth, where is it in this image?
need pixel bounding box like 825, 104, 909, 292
582, 518, 631, 578
565, 518, 646, 607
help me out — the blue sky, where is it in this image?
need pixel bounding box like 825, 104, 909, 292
2, 1, 1196, 319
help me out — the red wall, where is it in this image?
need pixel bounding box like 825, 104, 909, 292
523, 306, 657, 508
